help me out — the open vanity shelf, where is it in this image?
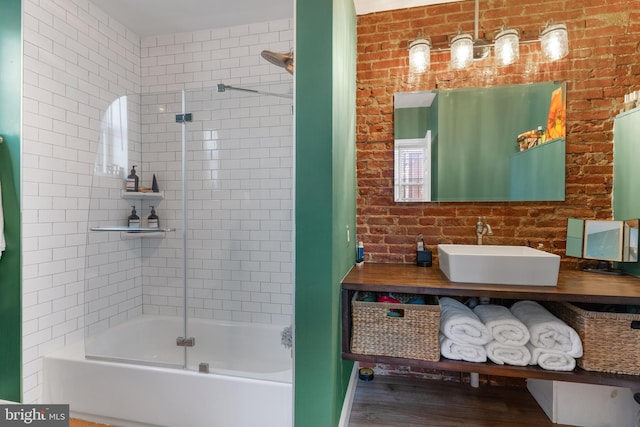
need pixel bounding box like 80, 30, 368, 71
341, 263, 640, 388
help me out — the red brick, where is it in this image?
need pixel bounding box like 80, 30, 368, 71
356, 0, 640, 263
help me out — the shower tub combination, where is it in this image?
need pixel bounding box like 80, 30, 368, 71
43, 77, 295, 426
43, 316, 292, 427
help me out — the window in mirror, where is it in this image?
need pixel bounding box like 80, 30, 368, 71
394, 131, 431, 202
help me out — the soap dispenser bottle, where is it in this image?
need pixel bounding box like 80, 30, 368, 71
356, 241, 364, 264
147, 206, 159, 229
126, 165, 139, 192
128, 206, 140, 228
416, 234, 432, 267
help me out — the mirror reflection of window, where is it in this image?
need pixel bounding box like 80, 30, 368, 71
394, 131, 431, 202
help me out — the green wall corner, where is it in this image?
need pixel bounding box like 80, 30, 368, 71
613, 108, 640, 276
0, 0, 23, 402
295, 0, 356, 425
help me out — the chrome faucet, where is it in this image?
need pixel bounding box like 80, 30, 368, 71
475, 216, 493, 245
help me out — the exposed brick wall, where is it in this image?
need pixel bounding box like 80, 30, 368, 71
356, 0, 640, 267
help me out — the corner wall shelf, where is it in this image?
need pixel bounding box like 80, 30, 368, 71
120, 191, 164, 200
91, 226, 175, 232
90, 226, 176, 239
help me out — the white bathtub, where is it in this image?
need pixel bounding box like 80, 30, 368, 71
43, 316, 292, 427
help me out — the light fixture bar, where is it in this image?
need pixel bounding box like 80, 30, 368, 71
407, 0, 569, 73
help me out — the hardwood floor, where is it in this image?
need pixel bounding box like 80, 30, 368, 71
348, 375, 572, 427
71, 375, 570, 427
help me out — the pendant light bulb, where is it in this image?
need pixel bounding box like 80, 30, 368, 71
409, 38, 431, 73
494, 28, 520, 66
541, 23, 569, 61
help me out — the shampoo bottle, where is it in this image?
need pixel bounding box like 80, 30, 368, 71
126, 165, 139, 192
128, 206, 140, 228
147, 206, 159, 228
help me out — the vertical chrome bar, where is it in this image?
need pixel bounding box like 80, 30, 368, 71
181, 90, 188, 368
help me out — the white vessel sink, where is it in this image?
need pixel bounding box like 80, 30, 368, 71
438, 244, 561, 286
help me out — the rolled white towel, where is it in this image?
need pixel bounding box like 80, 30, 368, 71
485, 340, 531, 366
439, 297, 492, 346
439, 333, 487, 363
473, 304, 530, 347
510, 300, 583, 358
527, 343, 576, 371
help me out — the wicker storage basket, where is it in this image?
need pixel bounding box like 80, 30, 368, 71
350, 292, 440, 361
545, 301, 640, 375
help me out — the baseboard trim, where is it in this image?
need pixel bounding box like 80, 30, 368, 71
338, 362, 360, 427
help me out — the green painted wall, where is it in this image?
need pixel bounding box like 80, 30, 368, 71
394, 107, 431, 139
613, 108, 640, 276
509, 138, 565, 200
295, 0, 356, 425
0, 0, 22, 402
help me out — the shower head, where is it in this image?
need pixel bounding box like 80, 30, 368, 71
261, 50, 294, 75
217, 83, 226, 92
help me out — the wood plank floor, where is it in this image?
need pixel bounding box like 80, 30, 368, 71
71, 376, 571, 427
348, 375, 572, 427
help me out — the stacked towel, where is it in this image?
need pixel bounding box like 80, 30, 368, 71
439, 334, 487, 363
438, 297, 491, 362
511, 300, 582, 357
439, 297, 492, 346
527, 343, 576, 371
473, 304, 532, 366
511, 300, 582, 371
485, 341, 531, 366
473, 304, 530, 347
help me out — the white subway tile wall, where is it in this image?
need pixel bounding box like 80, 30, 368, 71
22, 0, 293, 403
135, 86, 294, 323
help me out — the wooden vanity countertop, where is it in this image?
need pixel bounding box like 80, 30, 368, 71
342, 263, 640, 304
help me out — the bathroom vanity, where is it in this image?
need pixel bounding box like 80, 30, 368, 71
341, 263, 640, 387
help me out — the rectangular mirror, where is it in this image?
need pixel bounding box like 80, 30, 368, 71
394, 82, 566, 202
